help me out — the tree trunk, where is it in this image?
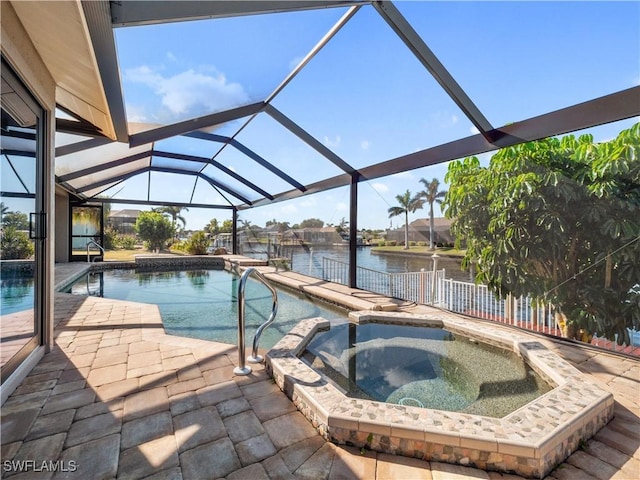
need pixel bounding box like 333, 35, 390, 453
429, 203, 435, 249
404, 211, 409, 249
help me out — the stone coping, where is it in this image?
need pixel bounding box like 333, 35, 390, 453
266, 311, 614, 479
134, 255, 226, 269
0, 259, 34, 272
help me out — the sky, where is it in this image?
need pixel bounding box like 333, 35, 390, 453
5, 1, 639, 232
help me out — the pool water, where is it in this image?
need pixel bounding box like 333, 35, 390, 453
1, 272, 34, 315
65, 268, 348, 348
302, 322, 552, 417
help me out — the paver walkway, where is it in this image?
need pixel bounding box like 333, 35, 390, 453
1, 264, 638, 479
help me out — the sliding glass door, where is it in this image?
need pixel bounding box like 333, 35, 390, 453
1, 58, 46, 383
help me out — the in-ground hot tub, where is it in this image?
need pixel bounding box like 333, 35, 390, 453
266, 311, 614, 479
300, 321, 553, 418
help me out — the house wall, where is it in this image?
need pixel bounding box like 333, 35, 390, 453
55, 188, 69, 263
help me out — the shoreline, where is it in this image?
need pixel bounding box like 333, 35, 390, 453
370, 248, 464, 260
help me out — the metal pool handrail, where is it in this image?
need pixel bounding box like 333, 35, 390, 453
86, 240, 105, 263
234, 267, 278, 376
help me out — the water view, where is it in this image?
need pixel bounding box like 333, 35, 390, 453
240, 244, 471, 282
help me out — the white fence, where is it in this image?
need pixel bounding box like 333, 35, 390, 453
321, 257, 638, 354
322, 257, 445, 305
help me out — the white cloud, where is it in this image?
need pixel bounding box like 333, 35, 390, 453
335, 202, 347, 211
281, 204, 298, 214
470, 125, 480, 135
125, 104, 148, 123
323, 135, 341, 148
372, 182, 389, 193
300, 198, 317, 208
227, 165, 236, 173
361, 140, 371, 150
125, 65, 249, 118
429, 110, 459, 128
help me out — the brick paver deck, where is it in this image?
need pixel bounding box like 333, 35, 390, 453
1, 264, 638, 479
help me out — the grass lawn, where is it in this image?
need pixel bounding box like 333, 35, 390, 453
102, 248, 185, 261
371, 245, 466, 257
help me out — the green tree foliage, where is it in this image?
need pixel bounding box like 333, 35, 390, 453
266, 219, 291, 232
219, 220, 234, 233
1, 211, 29, 230
156, 206, 188, 241
185, 231, 209, 255
417, 177, 447, 249
442, 123, 640, 344
335, 217, 348, 236
135, 211, 174, 251
388, 190, 424, 249
1, 226, 34, 259
204, 218, 219, 236
103, 224, 118, 249
299, 218, 324, 228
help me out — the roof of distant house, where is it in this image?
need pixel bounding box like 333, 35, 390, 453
408, 217, 452, 228
109, 209, 142, 219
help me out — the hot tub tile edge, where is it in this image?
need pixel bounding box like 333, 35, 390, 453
267, 311, 612, 479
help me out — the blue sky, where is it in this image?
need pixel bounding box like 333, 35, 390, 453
10, 1, 637, 232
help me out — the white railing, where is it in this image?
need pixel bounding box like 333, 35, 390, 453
321, 257, 638, 355
438, 278, 556, 333
322, 257, 445, 304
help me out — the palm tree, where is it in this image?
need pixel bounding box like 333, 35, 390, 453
388, 190, 424, 249
158, 206, 187, 235
418, 177, 447, 249
0, 202, 12, 218
204, 218, 219, 236
335, 217, 349, 240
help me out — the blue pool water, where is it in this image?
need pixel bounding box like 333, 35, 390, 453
65, 268, 348, 348
1, 272, 34, 315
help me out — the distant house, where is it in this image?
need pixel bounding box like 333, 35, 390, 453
284, 227, 343, 245
386, 217, 455, 246
107, 209, 141, 235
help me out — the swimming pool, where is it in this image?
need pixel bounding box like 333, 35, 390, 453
65, 268, 349, 348
302, 322, 551, 418
1, 270, 34, 315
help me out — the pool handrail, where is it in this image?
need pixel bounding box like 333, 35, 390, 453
86, 240, 105, 263
234, 267, 278, 375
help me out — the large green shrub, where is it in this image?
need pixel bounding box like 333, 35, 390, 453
135, 211, 174, 251
116, 234, 137, 250
186, 231, 209, 255
443, 123, 640, 344
103, 225, 118, 249
1, 226, 34, 259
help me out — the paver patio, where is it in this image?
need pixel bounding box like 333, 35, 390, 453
1, 264, 638, 479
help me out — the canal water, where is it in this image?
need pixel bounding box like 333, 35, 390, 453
242, 244, 471, 282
